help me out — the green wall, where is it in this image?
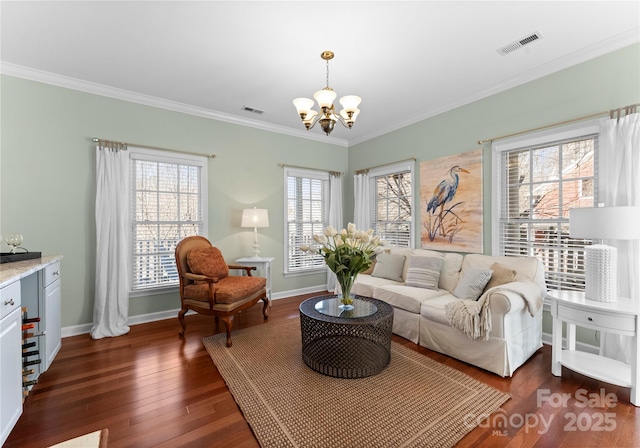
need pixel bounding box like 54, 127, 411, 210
347, 43, 640, 347
2, 43, 638, 335
0, 76, 347, 327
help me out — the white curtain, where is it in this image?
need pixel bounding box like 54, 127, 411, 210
91, 143, 131, 339
327, 173, 343, 292
599, 110, 640, 362
353, 172, 371, 230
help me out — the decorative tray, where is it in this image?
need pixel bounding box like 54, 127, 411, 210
0, 252, 42, 264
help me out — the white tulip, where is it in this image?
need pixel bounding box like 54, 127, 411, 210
347, 222, 356, 234
300, 245, 309, 251
341, 228, 348, 237
324, 226, 338, 237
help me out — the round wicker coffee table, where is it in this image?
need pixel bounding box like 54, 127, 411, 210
299, 295, 394, 379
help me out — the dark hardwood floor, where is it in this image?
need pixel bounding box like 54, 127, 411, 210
5, 294, 639, 447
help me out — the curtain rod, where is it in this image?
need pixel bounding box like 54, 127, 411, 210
354, 157, 416, 175
279, 163, 343, 176
92, 138, 216, 158
477, 103, 640, 145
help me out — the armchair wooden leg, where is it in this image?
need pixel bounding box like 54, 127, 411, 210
221, 316, 234, 347
178, 308, 187, 337
262, 296, 270, 320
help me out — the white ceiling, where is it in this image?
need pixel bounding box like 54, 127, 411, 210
1, 1, 639, 147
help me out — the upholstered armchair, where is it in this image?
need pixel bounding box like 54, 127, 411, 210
175, 236, 269, 346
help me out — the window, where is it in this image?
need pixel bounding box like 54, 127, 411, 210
493, 121, 599, 291
129, 147, 207, 295
284, 168, 329, 275
369, 161, 415, 247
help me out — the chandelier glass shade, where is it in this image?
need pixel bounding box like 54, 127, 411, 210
293, 51, 361, 136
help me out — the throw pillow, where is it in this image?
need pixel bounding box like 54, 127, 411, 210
405, 256, 443, 290
187, 247, 229, 279
453, 267, 493, 301
361, 260, 377, 275
483, 262, 517, 292
371, 253, 406, 282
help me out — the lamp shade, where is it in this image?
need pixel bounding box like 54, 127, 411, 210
241, 208, 269, 228
339, 95, 361, 112
314, 88, 337, 108
569, 206, 640, 240
293, 97, 314, 116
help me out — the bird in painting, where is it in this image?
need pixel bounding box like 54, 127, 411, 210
427, 165, 470, 236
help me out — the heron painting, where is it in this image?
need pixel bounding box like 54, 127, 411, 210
420, 149, 483, 252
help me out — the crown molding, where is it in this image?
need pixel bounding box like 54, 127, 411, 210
0, 62, 349, 148
349, 29, 640, 146
2, 28, 637, 149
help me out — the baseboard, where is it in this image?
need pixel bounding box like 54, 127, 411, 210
61, 285, 329, 338
271, 285, 328, 300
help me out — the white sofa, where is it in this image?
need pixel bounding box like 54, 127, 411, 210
351, 247, 547, 377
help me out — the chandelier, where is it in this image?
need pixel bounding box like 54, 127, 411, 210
293, 51, 361, 136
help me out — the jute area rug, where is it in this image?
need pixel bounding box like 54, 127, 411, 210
202, 318, 510, 448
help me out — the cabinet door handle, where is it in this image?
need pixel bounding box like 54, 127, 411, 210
53, 270, 59, 276
587, 316, 593, 321
4, 299, 15, 306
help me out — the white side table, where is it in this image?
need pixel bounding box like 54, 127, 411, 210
548, 290, 640, 406
234, 257, 275, 304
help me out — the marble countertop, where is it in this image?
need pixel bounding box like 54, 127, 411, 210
0, 255, 63, 289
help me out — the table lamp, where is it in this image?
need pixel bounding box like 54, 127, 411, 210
569, 205, 640, 302
241, 207, 269, 258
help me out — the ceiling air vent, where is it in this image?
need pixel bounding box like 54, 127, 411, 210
497, 31, 543, 56
242, 106, 264, 114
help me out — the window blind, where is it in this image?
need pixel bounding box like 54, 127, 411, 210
284, 168, 329, 275
497, 134, 599, 291
369, 163, 414, 248
130, 149, 207, 293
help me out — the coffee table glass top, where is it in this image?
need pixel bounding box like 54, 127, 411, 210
314, 298, 377, 318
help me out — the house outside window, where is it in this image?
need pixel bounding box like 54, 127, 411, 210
284, 167, 329, 276
129, 147, 208, 296
492, 121, 599, 291
369, 161, 415, 247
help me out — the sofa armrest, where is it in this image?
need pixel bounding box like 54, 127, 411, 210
486, 280, 544, 316
485, 287, 527, 316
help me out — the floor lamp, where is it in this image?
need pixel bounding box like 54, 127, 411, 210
569, 206, 640, 302
241, 207, 269, 259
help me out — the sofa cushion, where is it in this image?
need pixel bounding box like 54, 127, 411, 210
405, 256, 443, 290
371, 252, 406, 282
453, 267, 493, 300
483, 262, 517, 292
373, 284, 448, 314
420, 293, 460, 325
352, 274, 402, 298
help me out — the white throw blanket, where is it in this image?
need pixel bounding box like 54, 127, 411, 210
445, 281, 544, 340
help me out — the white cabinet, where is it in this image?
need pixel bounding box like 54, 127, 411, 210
42, 261, 61, 370
1, 281, 22, 447
0, 255, 62, 444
